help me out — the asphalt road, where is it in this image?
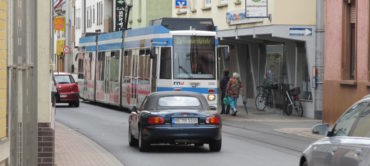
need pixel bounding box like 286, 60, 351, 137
56, 102, 317, 166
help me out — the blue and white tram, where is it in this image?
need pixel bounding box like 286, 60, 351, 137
78, 18, 219, 109
78, 35, 97, 101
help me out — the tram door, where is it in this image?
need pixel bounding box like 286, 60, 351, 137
95, 52, 108, 103
121, 50, 132, 107
107, 51, 121, 106
136, 49, 151, 106
130, 49, 139, 106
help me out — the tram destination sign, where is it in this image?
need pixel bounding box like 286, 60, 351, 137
115, 0, 126, 31
174, 37, 214, 45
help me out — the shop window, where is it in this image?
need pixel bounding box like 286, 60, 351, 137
342, 0, 357, 80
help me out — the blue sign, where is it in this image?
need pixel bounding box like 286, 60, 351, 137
289, 28, 313, 36
175, 0, 187, 9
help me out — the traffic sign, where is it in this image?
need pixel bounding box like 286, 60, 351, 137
63, 45, 71, 55
289, 27, 313, 36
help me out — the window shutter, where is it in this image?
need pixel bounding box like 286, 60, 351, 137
350, 2, 356, 23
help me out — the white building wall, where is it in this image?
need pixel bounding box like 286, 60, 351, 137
85, 0, 112, 33
74, 0, 84, 47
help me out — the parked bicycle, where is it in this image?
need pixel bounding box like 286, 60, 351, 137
255, 80, 277, 111
281, 85, 303, 117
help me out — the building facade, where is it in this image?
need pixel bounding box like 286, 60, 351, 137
128, 0, 172, 28
173, 0, 319, 118
0, 0, 8, 165
324, 0, 370, 123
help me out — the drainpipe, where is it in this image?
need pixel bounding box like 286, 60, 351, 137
315, 0, 325, 119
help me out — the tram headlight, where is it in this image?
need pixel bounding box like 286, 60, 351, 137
208, 94, 216, 101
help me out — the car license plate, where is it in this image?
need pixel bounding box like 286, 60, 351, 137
60, 94, 67, 98
173, 118, 198, 124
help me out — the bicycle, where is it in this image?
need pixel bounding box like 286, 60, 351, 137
282, 86, 303, 117
255, 80, 277, 111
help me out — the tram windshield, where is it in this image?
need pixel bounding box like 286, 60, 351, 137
173, 36, 216, 79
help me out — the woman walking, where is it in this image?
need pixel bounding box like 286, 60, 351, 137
226, 72, 244, 116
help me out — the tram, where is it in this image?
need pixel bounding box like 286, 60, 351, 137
78, 18, 219, 109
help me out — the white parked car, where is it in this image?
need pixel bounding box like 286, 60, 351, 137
300, 95, 370, 166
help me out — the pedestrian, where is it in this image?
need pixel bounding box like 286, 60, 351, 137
226, 72, 244, 116
220, 69, 230, 114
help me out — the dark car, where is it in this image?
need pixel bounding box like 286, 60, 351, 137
300, 95, 370, 166
53, 72, 80, 107
128, 91, 222, 152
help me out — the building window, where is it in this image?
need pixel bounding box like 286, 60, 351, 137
190, 0, 197, 12
342, 0, 357, 80
93, 5, 96, 24
220, 0, 228, 5
204, 0, 212, 8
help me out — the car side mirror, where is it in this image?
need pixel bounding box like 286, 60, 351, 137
131, 106, 138, 113
312, 123, 329, 136
208, 106, 216, 110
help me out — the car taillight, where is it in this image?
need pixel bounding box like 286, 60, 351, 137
148, 116, 165, 125
72, 84, 79, 93
208, 89, 215, 94
206, 116, 220, 125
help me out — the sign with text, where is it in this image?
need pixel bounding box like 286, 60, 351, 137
226, 10, 263, 25
175, 0, 187, 8
289, 27, 313, 36
245, 0, 268, 18
115, 0, 126, 31
54, 17, 65, 32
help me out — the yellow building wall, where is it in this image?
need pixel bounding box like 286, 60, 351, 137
172, 0, 316, 30
0, 0, 7, 139
272, 0, 316, 25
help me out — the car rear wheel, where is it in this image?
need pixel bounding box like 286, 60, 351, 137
209, 139, 222, 152
74, 100, 80, 107
139, 129, 150, 152
128, 126, 138, 147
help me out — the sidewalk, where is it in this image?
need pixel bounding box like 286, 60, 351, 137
220, 104, 323, 140
55, 122, 123, 166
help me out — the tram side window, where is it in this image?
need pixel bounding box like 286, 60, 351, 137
123, 50, 132, 83
110, 51, 120, 82
160, 47, 171, 79
78, 54, 84, 79
97, 52, 105, 81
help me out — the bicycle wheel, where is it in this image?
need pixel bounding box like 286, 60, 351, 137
296, 102, 304, 117
284, 104, 293, 116
255, 93, 266, 111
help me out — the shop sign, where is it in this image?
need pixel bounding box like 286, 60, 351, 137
56, 40, 65, 55
54, 17, 65, 32
115, 0, 126, 31
226, 10, 263, 25
175, 0, 187, 8
245, 0, 268, 18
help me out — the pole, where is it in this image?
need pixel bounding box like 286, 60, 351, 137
65, 0, 69, 72
315, 0, 325, 119
22, 0, 38, 164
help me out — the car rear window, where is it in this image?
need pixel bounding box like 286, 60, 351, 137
158, 96, 201, 107
55, 75, 75, 84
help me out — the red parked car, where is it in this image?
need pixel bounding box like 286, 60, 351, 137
53, 72, 80, 107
